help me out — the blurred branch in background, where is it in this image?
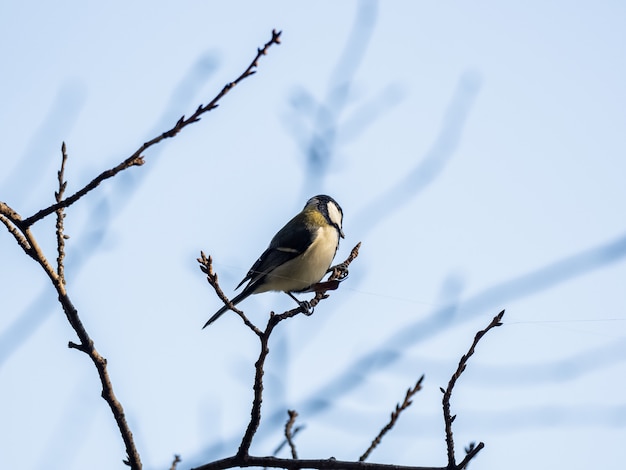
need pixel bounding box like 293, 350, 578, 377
255, 231, 626, 430
196, 13, 626, 452
0, 30, 282, 470
283, 0, 407, 200
0, 53, 221, 367
1, 81, 87, 210
353, 70, 481, 234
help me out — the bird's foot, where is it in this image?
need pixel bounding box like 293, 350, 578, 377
287, 292, 315, 316
328, 262, 349, 280
299, 299, 314, 316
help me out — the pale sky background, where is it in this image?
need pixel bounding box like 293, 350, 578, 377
1, 1, 625, 469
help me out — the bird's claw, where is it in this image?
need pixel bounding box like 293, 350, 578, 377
329, 263, 349, 281
300, 299, 314, 316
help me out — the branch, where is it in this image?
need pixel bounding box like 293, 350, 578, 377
197, 251, 262, 336
360, 376, 424, 462
441, 309, 505, 468
1, 29, 284, 470
55, 141, 69, 284
20, 29, 282, 228
457, 442, 484, 470
193, 455, 453, 470
237, 244, 361, 458
0, 211, 34, 260
197, 256, 504, 470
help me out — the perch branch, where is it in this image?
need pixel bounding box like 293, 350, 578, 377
236, 244, 360, 458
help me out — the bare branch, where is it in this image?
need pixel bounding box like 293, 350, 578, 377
360, 376, 424, 462
1, 28, 285, 470
441, 309, 505, 468
55, 141, 69, 284
0, 212, 34, 260
20, 29, 282, 228
457, 442, 484, 470
193, 455, 454, 470
236, 244, 361, 458
170, 454, 182, 470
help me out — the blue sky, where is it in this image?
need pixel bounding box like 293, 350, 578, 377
1, 1, 625, 469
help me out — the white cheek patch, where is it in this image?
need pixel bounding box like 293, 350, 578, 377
327, 202, 343, 228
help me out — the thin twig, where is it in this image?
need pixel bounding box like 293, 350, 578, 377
456, 442, 483, 470
21, 29, 282, 228
55, 141, 69, 284
272, 426, 305, 457
441, 309, 505, 468
285, 410, 299, 459
198, 251, 262, 336
0, 213, 34, 260
17, 221, 143, 469
360, 376, 424, 462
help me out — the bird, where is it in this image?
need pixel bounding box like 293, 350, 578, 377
203, 195, 344, 328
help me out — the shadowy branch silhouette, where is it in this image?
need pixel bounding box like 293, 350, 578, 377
17, 30, 282, 228
0, 29, 282, 470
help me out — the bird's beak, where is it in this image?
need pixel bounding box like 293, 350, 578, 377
339, 228, 345, 239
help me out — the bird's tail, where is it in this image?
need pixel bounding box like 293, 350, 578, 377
202, 289, 252, 329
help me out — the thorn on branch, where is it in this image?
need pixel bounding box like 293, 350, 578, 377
68, 341, 88, 353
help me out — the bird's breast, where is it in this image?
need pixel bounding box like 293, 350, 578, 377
255, 226, 339, 293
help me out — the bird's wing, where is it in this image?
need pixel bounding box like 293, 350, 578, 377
236, 213, 314, 290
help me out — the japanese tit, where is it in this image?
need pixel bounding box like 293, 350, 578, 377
203, 195, 344, 328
